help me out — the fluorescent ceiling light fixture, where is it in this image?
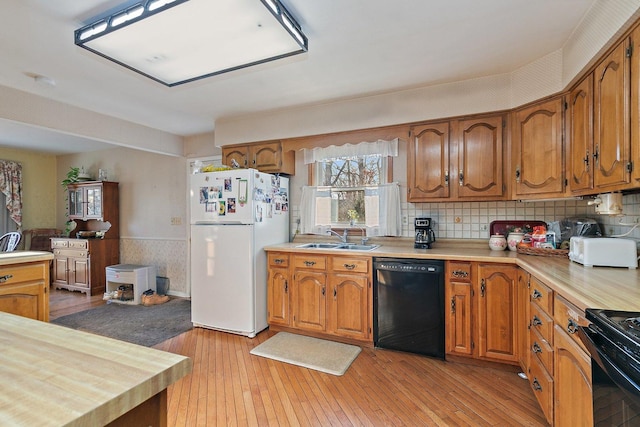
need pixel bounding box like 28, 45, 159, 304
74, 0, 308, 87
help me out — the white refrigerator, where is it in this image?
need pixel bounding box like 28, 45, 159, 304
189, 169, 289, 337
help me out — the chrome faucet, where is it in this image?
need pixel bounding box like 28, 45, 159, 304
328, 229, 348, 243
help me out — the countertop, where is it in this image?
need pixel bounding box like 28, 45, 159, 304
0, 311, 192, 426
0, 250, 53, 265
266, 238, 640, 313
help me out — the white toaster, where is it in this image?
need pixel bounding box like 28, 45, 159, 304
569, 236, 638, 269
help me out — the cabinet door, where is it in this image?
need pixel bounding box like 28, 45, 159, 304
517, 268, 530, 372
68, 187, 84, 218
512, 97, 565, 198
408, 122, 450, 200
594, 38, 631, 190
567, 74, 594, 194
268, 267, 290, 327
629, 26, 640, 186
477, 264, 518, 362
293, 271, 326, 332
85, 185, 103, 218
70, 257, 90, 288
0, 281, 47, 321
252, 141, 283, 172
455, 116, 505, 199
445, 281, 473, 356
222, 146, 250, 168
327, 274, 369, 340
52, 256, 69, 285
554, 325, 593, 427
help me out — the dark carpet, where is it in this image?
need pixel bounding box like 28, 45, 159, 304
52, 298, 192, 347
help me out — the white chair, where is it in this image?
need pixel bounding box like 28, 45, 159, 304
0, 232, 21, 252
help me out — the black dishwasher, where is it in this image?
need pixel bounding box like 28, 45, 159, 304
373, 258, 445, 359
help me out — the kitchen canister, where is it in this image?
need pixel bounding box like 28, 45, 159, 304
507, 232, 525, 251
489, 234, 507, 251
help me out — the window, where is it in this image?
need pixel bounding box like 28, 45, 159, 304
299, 138, 402, 237
313, 155, 388, 227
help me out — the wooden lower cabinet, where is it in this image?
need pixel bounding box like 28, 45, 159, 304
445, 262, 518, 364
267, 251, 371, 343
267, 253, 291, 327
553, 295, 593, 427
52, 238, 119, 296
0, 261, 50, 321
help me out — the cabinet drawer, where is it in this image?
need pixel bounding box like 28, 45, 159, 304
530, 276, 553, 313
51, 239, 69, 249
268, 253, 290, 268
448, 262, 471, 282
331, 256, 369, 274
0, 263, 47, 285
529, 354, 554, 425
53, 249, 88, 258
530, 327, 553, 374
554, 294, 588, 352
293, 255, 327, 270
69, 240, 88, 249
530, 302, 554, 344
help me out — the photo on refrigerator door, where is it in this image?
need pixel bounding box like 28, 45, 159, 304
227, 198, 236, 213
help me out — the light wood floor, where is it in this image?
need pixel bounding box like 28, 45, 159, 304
49, 288, 548, 426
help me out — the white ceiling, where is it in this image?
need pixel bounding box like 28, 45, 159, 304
0, 0, 597, 155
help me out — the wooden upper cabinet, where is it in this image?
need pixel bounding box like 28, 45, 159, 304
594, 37, 631, 190
222, 140, 295, 175
454, 116, 505, 199
408, 121, 450, 200
567, 73, 594, 194
408, 114, 506, 202
630, 26, 640, 186
512, 96, 565, 198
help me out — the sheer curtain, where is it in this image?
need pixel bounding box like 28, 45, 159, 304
0, 161, 22, 233
364, 183, 402, 237
299, 139, 401, 236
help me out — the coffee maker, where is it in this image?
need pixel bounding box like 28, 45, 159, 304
415, 217, 436, 249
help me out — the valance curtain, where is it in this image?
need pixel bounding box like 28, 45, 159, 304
302, 138, 399, 164
0, 161, 22, 229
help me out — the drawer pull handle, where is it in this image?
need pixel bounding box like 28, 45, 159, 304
452, 270, 468, 278
567, 318, 578, 334
343, 264, 356, 270
304, 261, 316, 267
532, 378, 542, 392
274, 258, 285, 265
531, 315, 543, 327
532, 342, 542, 353
0, 274, 13, 283
532, 289, 542, 299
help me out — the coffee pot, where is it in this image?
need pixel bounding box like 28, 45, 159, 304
414, 217, 436, 249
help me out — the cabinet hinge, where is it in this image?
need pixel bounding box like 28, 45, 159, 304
564, 101, 568, 111
627, 162, 634, 173
627, 45, 633, 58
564, 178, 568, 187
502, 118, 506, 128
471, 341, 475, 350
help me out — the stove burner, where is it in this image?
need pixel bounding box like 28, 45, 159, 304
626, 317, 640, 332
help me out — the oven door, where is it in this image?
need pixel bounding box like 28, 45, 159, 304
579, 325, 640, 426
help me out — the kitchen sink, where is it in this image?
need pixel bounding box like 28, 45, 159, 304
296, 242, 380, 251
296, 242, 344, 249
336, 244, 380, 251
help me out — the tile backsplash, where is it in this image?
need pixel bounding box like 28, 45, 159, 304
292, 193, 640, 242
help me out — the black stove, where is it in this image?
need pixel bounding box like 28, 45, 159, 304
581, 309, 640, 426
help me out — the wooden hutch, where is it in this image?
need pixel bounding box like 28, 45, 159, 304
51, 180, 119, 296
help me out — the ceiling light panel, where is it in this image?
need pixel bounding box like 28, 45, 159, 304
75, 0, 308, 86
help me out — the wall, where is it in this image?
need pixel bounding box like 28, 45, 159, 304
214, 1, 640, 146
57, 147, 190, 296
0, 147, 57, 231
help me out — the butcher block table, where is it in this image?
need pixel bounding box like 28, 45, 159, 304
0, 311, 191, 426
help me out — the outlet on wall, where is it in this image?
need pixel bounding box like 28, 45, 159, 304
171, 217, 182, 225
